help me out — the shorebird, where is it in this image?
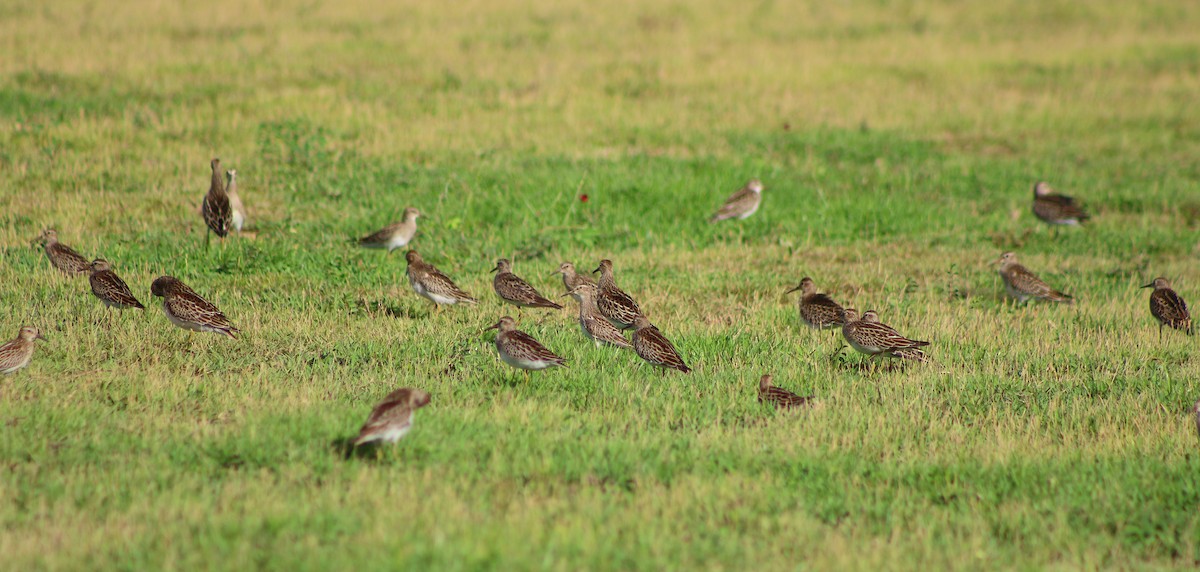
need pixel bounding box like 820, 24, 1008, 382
485, 316, 566, 377
492, 258, 562, 313
593, 259, 643, 330
405, 250, 477, 311
758, 374, 812, 410
563, 283, 632, 349
0, 326, 46, 374
34, 229, 90, 276
1142, 277, 1191, 339
1032, 181, 1090, 226
88, 259, 144, 310
550, 262, 596, 294
841, 308, 929, 361
785, 277, 845, 330
709, 179, 764, 223
861, 311, 929, 362
631, 315, 691, 373
359, 207, 421, 252
150, 276, 239, 339
201, 158, 233, 246
226, 169, 246, 234
996, 252, 1074, 304
353, 387, 432, 447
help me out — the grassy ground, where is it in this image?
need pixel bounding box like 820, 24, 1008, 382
2, 0, 1199, 569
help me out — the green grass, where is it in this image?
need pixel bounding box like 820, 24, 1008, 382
2, 0, 1200, 569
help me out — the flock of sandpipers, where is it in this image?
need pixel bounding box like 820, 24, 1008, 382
2, 160, 1196, 447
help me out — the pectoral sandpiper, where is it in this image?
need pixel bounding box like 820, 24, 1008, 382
593, 259, 643, 330
1032, 181, 1090, 226
353, 387, 432, 447
551, 262, 596, 294
758, 374, 812, 409
841, 308, 929, 360
226, 169, 246, 234
997, 252, 1074, 304
150, 276, 239, 339
492, 258, 562, 312
564, 283, 632, 349
35, 229, 90, 276
405, 250, 477, 310
631, 315, 691, 373
486, 316, 566, 375
89, 259, 145, 310
201, 158, 233, 244
785, 277, 845, 329
1142, 277, 1191, 339
360, 207, 420, 252
0, 326, 46, 374
709, 179, 764, 223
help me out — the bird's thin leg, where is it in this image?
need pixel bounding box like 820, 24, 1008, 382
205, 229, 211, 251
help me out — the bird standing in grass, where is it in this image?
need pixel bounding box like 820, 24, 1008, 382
593, 259, 643, 330
353, 387, 431, 447
88, 259, 144, 310
861, 311, 929, 362
226, 169, 246, 234
551, 262, 596, 294
1142, 277, 1191, 339
709, 179, 764, 223
150, 276, 239, 339
758, 374, 812, 409
34, 229, 90, 276
631, 315, 691, 373
201, 158, 233, 246
785, 277, 845, 330
359, 207, 421, 252
564, 283, 632, 349
405, 250, 477, 311
492, 258, 562, 313
486, 316, 566, 376
841, 308, 929, 361
1032, 181, 1090, 226
0, 326, 46, 374
996, 252, 1074, 304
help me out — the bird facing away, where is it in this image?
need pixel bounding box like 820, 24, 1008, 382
88, 259, 144, 310
631, 315, 691, 373
202, 158, 233, 239
996, 252, 1074, 304
1142, 277, 1192, 339
492, 259, 562, 310
405, 251, 477, 309
861, 311, 929, 362
226, 169, 246, 233
564, 283, 633, 349
841, 308, 930, 359
35, 229, 90, 275
150, 276, 239, 339
360, 207, 421, 252
551, 262, 597, 294
785, 277, 845, 329
353, 387, 432, 447
758, 374, 812, 410
709, 179, 764, 223
0, 326, 46, 374
1032, 181, 1090, 226
486, 316, 567, 372
593, 259, 643, 330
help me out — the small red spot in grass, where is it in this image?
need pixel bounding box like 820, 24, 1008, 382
580, 194, 589, 203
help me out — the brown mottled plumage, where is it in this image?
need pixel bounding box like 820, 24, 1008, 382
89, 259, 144, 310
861, 311, 929, 362
593, 259, 643, 330
150, 276, 239, 339
997, 252, 1074, 304
353, 388, 431, 446
359, 207, 420, 252
405, 250, 477, 308
492, 259, 561, 310
758, 374, 812, 409
551, 262, 596, 294
785, 277, 845, 329
1032, 181, 1089, 226
1142, 277, 1191, 339
486, 316, 566, 372
709, 179, 764, 223
35, 229, 90, 275
564, 283, 632, 349
841, 308, 929, 360
0, 326, 45, 374
202, 158, 233, 239
631, 315, 690, 373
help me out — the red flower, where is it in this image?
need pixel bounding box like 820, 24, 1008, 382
580, 194, 589, 203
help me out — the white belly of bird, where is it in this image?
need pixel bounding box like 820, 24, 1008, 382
232, 209, 245, 232
375, 425, 411, 444
498, 347, 556, 370
411, 276, 458, 305
1003, 281, 1030, 302
163, 302, 211, 332
737, 200, 760, 219
386, 234, 411, 251
1, 354, 32, 374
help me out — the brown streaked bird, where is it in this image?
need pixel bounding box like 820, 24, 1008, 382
405, 250, 477, 310
631, 315, 691, 373
35, 229, 90, 275
150, 276, 239, 339
486, 316, 566, 374
359, 207, 421, 252
785, 277, 845, 329
1032, 181, 1090, 226
1142, 277, 1191, 339
861, 311, 929, 362
996, 252, 1074, 304
492, 258, 562, 311
841, 308, 929, 360
550, 262, 596, 294
202, 158, 233, 242
758, 374, 812, 409
88, 259, 144, 310
226, 169, 246, 234
564, 283, 632, 349
0, 326, 46, 375
353, 387, 432, 447
709, 179, 764, 223
593, 259, 643, 330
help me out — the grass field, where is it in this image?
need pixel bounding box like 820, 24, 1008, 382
2, 0, 1200, 569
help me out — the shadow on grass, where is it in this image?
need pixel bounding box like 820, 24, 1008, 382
330, 436, 393, 461
357, 298, 427, 320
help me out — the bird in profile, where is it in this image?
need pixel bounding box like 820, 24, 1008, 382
226, 169, 246, 234
841, 308, 930, 361
785, 277, 845, 330
405, 250, 477, 311
758, 374, 812, 409
593, 259, 643, 330
353, 387, 432, 447
631, 315, 691, 373
1142, 277, 1191, 339
563, 283, 632, 349
359, 207, 421, 252
996, 252, 1074, 304
491, 258, 562, 312
709, 179, 764, 223
550, 262, 596, 294
150, 276, 239, 339
861, 311, 929, 362
1032, 181, 1090, 226
486, 316, 566, 376
34, 229, 90, 276
0, 326, 46, 374
201, 158, 233, 245
88, 259, 144, 310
